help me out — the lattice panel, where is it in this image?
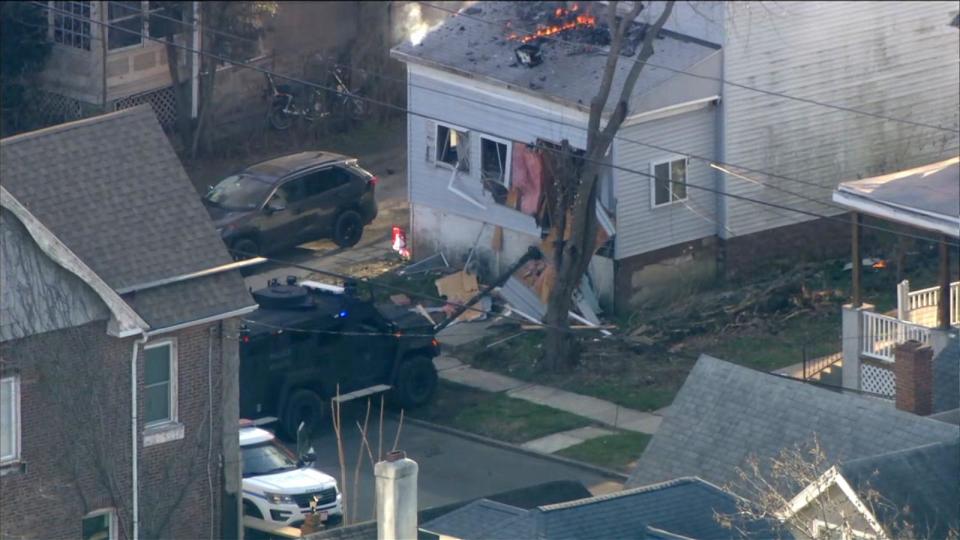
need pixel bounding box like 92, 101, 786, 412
861, 363, 896, 398
35, 91, 84, 124
114, 86, 177, 130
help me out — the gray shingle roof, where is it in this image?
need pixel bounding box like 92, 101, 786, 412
839, 439, 959, 539
420, 477, 786, 540
934, 336, 959, 413
629, 356, 960, 493
0, 107, 254, 328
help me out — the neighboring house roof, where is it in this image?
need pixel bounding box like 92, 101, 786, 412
832, 156, 960, 237
934, 336, 960, 413
629, 356, 960, 493
420, 477, 786, 540
391, 1, 721, 115
0, 107, 255, 330
838, 439, 960, 538
308, 480, 593, 540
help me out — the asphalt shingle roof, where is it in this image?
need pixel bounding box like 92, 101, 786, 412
420, 477, 785, 540
0, 107, 254, 328
629, 356, 960, 494
839, 439, 960, 538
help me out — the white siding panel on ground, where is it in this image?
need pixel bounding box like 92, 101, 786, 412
615, 106, 718, 260
722, 1, 960, 238
407, 65, 589, 236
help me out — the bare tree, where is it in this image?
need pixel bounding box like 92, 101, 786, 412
542, 1, 675, 371
716, 436, 959, 540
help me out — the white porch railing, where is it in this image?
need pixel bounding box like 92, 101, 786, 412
861, 311, 932, 362
896, 280, 960, 327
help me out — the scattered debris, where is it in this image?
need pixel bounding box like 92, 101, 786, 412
390, 294, 411, 306
398, 251, 449, 275
463, 5, 482, 16
515, 43, 543, 67
436, 270, 485, 322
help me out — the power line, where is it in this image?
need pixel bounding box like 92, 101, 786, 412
417, 1, 960, 135
34, 2, 960, 247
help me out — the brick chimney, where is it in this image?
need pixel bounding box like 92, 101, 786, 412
894, 340, 934, 415
375, 450, 418, 540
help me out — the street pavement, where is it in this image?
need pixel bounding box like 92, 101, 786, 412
307, 415, 622, 524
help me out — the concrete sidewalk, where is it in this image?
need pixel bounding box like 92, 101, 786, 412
433, 356, 663, 436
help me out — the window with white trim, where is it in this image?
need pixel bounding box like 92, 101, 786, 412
436, 124, 469, 171
0, 376, 20, 465
650, 157, 688, 207
480, 136, 511, 188
51, 1, 92, 50
107, 1, 143, 50
82, 509, 117, 540
144, 340, 177, 426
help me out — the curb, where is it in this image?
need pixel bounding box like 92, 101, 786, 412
401, 415, 630, 483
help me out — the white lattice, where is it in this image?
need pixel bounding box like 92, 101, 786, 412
861, 363, 896, 398
114, 86, 177, 130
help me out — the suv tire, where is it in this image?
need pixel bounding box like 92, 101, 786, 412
391, 356, 438, 409
332, 210, 363, 248
282, 389, 326, 439
230, 237, 260, 261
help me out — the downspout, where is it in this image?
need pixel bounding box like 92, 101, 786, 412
131, 331, 149, 540
191, 1, 201, 119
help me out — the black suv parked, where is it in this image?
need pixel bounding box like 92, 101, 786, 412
239, 278, 440, 437
202, 151, 378, 258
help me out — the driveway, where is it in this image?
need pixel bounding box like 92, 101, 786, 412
307, 416, 622, 524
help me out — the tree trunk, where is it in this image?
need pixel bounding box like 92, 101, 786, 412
191, 53, 218, 157
541, 1, 675, 371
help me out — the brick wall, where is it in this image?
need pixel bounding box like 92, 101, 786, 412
894, 340, 934, 415
0, 319, 231, 539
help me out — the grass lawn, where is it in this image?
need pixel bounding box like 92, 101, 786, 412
408, 381, 591, 444
556, 431, 652, 473
690, 308, 842, 371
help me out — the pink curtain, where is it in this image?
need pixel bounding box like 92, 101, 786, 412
510, 142, 544, 216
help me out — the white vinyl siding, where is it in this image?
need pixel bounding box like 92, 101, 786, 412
143, 340, 177, 426
615, 106, 718, 260
0, 376, 19, 465
407, 64, 587, 236
722, 2, 960, 238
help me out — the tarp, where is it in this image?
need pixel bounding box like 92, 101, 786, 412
511, 142, 545, 216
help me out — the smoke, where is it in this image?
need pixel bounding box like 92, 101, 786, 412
399, 3, 431, 46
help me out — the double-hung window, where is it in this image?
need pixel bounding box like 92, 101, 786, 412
144, 340, 177, 427
107, 1, 144, 50
436, 124, 469, 171
650, 157, 688, 207
51, 1, 92, 50
0, 376, 20, 465
82, 509, 117, 540
480, 136, 511, 188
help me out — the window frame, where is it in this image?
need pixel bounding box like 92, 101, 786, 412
0, 375, 20, 466
106, 0, 146, 51
435, 122, 470, 172
49, 1, 93, 51
479, 134, 512, 189
143, 339, 178, 428
82, 508, 118, 540
649, 156, 689, 208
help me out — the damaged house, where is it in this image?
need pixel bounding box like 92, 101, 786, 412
391, 1, 959, 313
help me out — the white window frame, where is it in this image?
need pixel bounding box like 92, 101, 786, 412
143, 339, 178, 428
0, 375, 21, 466
479, 134, 512, 189
49, 1, 93, 51
82, 508, 118, 540
435, 122, 470, 172
649, 156, 689, 208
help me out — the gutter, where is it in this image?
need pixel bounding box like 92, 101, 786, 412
145, 304, 259, 337
131, 331, 149, 540
832, 189, 960, 238
116, 257, 267, 295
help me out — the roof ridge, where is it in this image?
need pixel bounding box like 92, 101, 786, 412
538, 476, 712, 512
842, 437, 960, 467
0, 105, 151, 146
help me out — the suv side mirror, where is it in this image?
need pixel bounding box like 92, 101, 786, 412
265, 200, 286, 214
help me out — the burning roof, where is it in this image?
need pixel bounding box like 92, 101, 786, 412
391, 1, 721, 114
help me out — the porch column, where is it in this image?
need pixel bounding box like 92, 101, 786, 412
938, 235, 951, 329
851, 212, 863, 307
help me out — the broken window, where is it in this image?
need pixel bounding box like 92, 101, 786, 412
651, 157, 687, 207
480, 136, 511, 187
436, 124, 469, 171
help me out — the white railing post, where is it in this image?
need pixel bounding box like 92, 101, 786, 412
951, 282, 959, 326
897, 279, 910, 320
842, 304, 864, 391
